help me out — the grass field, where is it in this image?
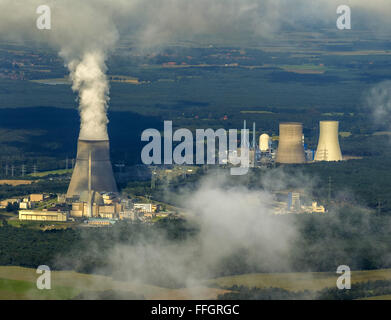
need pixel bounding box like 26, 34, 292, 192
0, 266, 229, 300
6, 219, 75, 230
207, 269, 391, 293
0, 266, 391, 300
0, 180, 33, 186
360, 295, 391, 300
28, 169, 72, 177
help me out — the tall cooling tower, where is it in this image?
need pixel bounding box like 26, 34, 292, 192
276, 122, 306, 164
66, 139, 118, 200
314, 121, 343, 161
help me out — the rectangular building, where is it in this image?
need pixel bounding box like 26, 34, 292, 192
19, 210, 68, 222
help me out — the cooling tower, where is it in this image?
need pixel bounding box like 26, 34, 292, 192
276, 123, 306, 164
314, 121, 343, 162
259, 134, 270, 152
66, 139, 118, 201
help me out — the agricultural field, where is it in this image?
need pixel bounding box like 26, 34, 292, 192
208, 269, 391, 293
1, 266, 391, 300
0, 266, 228, 300
0, 180, 32, 186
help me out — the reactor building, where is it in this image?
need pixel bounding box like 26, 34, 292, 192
276, 122, 306, 164
259, 134, 271, 152
314, 121, 343, 162
66, 139, 118, 209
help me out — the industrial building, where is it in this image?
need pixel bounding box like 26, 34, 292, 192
276, 122, 306, 164
19, 209, 68, 222
86, 218, 117, 226
315, 121, 343, 162
133, 203, 158, 213
30, 194, 48, 202
288, 192, 301, 212
259, 134, 271, 152
273, 191, 326, 215
0, 198, 21, 209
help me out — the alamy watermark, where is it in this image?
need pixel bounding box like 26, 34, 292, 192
36, 5, 51, 30
336, 265, 351, 290
35, 4, 351, 32
141, 121, 250, 175
36, 265, 51, 290
337, 5, 351, 30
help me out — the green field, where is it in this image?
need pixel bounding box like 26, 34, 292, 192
7, 219, 75, 230
28, 169, 73, 177
360, 295, 391, 300
0, 266, 228, 300
0, 266, 391, 300
207, 269, 391, 294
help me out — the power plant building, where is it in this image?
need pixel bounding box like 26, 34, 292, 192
314, 121, 343, 162
276, 123, 306, 164
259, 134, 270, 152
19, 209, 68, 222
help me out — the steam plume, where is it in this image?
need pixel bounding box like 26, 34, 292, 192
366, 81, 391, 130
1, 0, 391, 139
68, 52, 110, 140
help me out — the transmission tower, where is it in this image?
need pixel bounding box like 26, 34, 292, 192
377, 200, 382, 214
151, 170, 156, 189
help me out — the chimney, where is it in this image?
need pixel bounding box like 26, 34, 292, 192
314, 121, 343, 162
66, 139, 118, 201
276, 122, 306, 164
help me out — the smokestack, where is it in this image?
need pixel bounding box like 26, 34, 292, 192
87, 150, 92, 218
276, 122, 306, 164
66, 139, 118, 201
252, 122, 256, 149
314, 121, 343, 162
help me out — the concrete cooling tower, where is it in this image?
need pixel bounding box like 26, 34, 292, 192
314, 121, 343, 162
276, 122, 306, 164
259, 134, 270, 152
66, 139, 118, 201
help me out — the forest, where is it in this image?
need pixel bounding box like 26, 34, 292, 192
218, 280, 391, 300
0, 208, 390, 289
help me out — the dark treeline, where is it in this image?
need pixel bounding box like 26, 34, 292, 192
218, 280, 391, 300
0, 210, 391, 288
0, 180, 69, 200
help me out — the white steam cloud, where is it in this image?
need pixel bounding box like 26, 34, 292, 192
68, 52, 110, 140
68, 172, 299, 295
366, 81, 391, 130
